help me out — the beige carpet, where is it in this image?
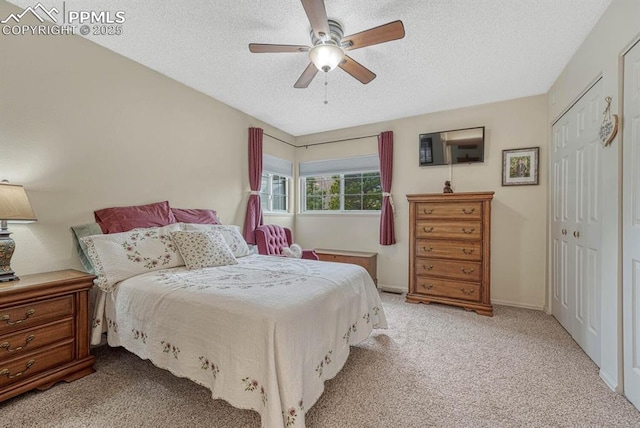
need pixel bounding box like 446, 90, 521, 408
3, 293, 640, 427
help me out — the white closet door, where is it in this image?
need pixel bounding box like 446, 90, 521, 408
551, 80, 602, 366
623, 40, 640, 408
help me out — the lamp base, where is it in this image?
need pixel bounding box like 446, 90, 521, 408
0, 230, 18, 282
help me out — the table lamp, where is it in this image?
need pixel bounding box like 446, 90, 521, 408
0, 181, 37, 282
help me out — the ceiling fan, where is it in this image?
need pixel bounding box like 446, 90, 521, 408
248, 0, 405, 88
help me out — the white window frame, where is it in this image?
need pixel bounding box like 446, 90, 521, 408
300, 170, 382, 214
261, 173, 290, 213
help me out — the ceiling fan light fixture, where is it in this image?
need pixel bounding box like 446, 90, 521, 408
309, 43, 344, 73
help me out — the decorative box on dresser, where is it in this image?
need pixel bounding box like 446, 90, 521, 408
0, 270, 96, 402
406, 192, 494, 316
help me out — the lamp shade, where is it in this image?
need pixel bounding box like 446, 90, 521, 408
0, 182, 37, 221
309, 44, 344, 73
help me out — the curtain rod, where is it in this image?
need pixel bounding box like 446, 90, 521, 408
263, 132, 380, 148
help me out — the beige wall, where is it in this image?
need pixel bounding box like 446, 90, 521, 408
295, 95, 548, 309
546, 0, 640, 393
0, 1, 295, 276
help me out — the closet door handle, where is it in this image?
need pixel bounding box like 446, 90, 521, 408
561, 229, 567, 236
573, 231, 580, 238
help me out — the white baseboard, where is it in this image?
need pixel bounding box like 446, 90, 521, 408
599, 369, 621, 393
378, 284, 404, 295
490, 299, 545, 311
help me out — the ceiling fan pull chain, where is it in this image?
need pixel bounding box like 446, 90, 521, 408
324, 72, 328, 105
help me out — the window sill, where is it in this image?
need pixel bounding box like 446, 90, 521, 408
297, 211, 381, 217
263, 212, 294, 217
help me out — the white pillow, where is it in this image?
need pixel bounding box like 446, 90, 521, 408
170, 230, 238, 270
184, 224, 252, 258
281, 243, 303, 258
81, 224, 184, 292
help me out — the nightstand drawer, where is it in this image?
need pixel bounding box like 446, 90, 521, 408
416, 240, 482, 261
0, 318, 74, 362
0, 296, 74, 335
416, 220, 482, 240
416, 277, 480, 302
416, 202, 482, 220
0, 341, 74, 388
416, 258, 482, 282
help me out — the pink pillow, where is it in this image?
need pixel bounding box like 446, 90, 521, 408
94, 201, 177, 234
171, 208, 220, 225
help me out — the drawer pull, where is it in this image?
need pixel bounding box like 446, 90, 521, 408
1, 308, 36, 325
0, 359, 35, 379
422, 265, 434, 271
423, 209, 434, 215
424, 284, 434, 290
422, 227, 434, 233
462, 228, 475, 234
460, 268, 475, 275
422, 246, 434, 252
1, 335, 35, 352
462, 249, 475, 255
460, 288, 475, 296
462, 208, 475, 214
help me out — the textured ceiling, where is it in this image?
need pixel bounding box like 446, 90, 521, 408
8, 0, 611, 136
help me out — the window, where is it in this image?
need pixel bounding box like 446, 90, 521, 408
260, 173, 289, 212
299, 155, 382, 213
261, 154, 292, 213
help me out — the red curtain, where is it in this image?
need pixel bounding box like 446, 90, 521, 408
378, 131, 396, 245
243, 127, 264, 244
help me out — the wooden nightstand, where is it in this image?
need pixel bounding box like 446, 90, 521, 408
0, 270, 96, 402
315, 249, 378, 285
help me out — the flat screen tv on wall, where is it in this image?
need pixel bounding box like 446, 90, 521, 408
419, 126, 485, 166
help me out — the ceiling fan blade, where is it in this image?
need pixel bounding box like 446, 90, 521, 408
300, 0, 330, 41
342, 20, 405, 51
339, 55, 376, 84
249, 43, 310, 53
294, 63, 319, 88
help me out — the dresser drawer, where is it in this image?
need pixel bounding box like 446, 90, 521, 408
416, 220, 482, 240
0, 318, 74, 362
416, 258, 482, 282
0, 296, 74, 335
416, 277, 481, 302
0, 341, 74, 389
416, 202, 482, 220
416, 240, 482, 261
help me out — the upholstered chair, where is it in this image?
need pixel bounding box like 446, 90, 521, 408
255, 224, 319, 260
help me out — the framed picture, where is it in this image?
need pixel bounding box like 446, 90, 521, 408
502, 147, 539, 186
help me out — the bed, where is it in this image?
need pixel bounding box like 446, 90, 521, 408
76, 206, 386, 428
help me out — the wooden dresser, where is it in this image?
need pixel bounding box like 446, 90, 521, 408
315, 249, 378, 285
406, 192, 494, 316
0, 270, 96, 402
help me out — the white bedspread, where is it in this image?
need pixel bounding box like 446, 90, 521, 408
102, 254, 387, 428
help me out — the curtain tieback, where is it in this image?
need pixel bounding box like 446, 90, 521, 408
382, 192, 396, 213
249, 190, 260, 196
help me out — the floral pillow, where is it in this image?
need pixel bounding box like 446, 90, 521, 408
184, 224, 252, 258
80, 223, 184, 292
170, 230, 238, 270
